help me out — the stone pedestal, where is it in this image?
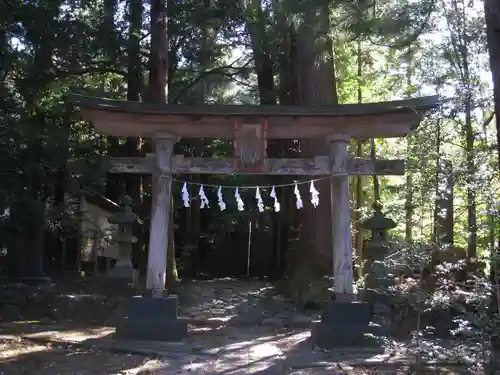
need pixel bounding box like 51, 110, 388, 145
311, 300, 385, 348
363, 241, 393, 296
361, 202, 397, 306
107, 196, 139, 284
108, 265, 138, 283
115, 295, 188, 342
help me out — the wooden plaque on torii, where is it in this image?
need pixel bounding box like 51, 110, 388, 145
233, 121, 267, 172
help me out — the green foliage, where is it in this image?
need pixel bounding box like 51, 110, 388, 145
369, 243, 500, 369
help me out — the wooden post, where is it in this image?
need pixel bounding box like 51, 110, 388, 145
146, 134, 174, 296
328, 134, 354, 296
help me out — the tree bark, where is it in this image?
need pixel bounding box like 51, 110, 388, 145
125, 0, 143, 264
297, 7, 338, 261
404, 50, 416, 245
484, 2, 500, 368
445, 0, 476, 258
354, 39, 364, 279
246, 0, 276, 106
281, 4, 340, 298
103, 0, 122, 203
248, 0, 296, 278
484, 0, 500, 168
405, 172, 414, 244
17, 2, 62, 276
149, 0, 168, 104
464, 92, 477, 258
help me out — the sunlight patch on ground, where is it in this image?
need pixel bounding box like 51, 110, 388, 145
203, 331, 309, 373
250, 342, 282, 357
0, 341, 48, 359
181, 361, 216, 372
208, 315, 236, 322
222, 336, 278, 352
118, 359, 166, 375
137, 330, 307, 374
216, 341, 284, 373
23, 327, 114, 343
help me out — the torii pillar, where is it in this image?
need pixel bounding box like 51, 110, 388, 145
310, 133, 381, 348
328, 134, 354, 296
146, 133, 174, 294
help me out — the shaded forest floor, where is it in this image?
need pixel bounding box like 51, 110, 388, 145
0, 277, 482, 374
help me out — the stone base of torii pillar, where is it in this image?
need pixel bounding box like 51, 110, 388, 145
115, 295, 188, 342
311, 135, 384, 349
311, 297, 385, 348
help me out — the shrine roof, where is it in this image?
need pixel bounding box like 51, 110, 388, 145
69, 94, 439, 139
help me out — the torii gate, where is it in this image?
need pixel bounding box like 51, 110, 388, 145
70, 94, 437, 343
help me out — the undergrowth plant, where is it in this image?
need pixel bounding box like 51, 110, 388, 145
372, 243, 500, 373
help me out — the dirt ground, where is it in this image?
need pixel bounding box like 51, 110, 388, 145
0, 336, 156, 375
0, 336, 475, 374
0, 278, 480, 375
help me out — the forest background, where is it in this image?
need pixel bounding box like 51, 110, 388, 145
1, 0, 500, 306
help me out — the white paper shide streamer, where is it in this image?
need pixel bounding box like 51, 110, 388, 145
199, 185, 210, 209
181, 182, 190, 208
235, 187, 244, 211
294, 182, 303, 209
178, 179, 320, 211
270, 186, 280, 212
309, 181, 319, 208
217, 186, 226, 211
255, 187, 264, 212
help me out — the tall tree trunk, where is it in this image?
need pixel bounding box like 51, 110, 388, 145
53, 106, 71, 272
432, 122, 454, 247
404, 49, 416, 245
105, 138, 122, 203
484, 0, 500, 168
103, 0, 119, 59
483, 4, 500, 363
125, 0, 143, 265
445, 0, 476, 257
10, 2, 61, 277
405, 172, 414, 244
103, 0, 122, 203
354, 39, 364, 279
462, 50, 477, 259
248, 0, 295, 278
464, 97, 477, 258
296, 6, 338, 258
284, 5, 339, 299
275, 8, 299, 277
432, 119, 442, 244
0, 29, 7, 108
149, 0, 168, 104
434, 160, 454, 247
246, 0, 276, 106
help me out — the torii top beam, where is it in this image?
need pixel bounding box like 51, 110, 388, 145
69, 94, 438, 139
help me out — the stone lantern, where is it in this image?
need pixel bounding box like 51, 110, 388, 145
361, 202, 396, 299
108, 195, 139, 284
361, 202, 396, 243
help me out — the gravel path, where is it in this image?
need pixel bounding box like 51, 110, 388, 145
179, 278, 317, 328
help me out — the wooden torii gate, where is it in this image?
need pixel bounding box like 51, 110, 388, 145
70, 94, 437, 298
